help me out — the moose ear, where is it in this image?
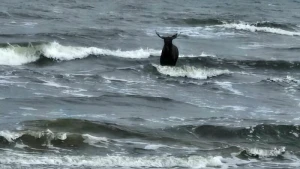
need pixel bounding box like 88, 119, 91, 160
171, 33, 178, 39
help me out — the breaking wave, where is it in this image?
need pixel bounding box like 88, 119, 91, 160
239, 147, 286, 159
0, 42, 161, 65
0, 152, 229, 168
1, 119, 300, 149
266, 76, 300, 85
218, 21, 300, 36
152, 64, 230, 80
151, 20, 299, 38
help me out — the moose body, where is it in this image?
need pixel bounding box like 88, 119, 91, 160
156, 31, 179, 66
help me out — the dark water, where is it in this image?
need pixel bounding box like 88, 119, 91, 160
1, 0, 300, 168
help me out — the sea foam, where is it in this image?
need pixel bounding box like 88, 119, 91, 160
0, 45, 39, 65
0, 152, 228, 168
0, 42, 161, 65
41, 42, 161, 60
219, 22, 300, 36
153, 64, 230, 80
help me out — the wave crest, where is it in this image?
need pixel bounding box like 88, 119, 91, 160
0, 42, 161, 65
219, 22, 300, 36
42, 42, 160, 60
153, 64, 230, 80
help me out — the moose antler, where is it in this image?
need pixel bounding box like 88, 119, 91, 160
155, 31, 164, 39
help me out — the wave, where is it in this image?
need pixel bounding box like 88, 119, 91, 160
0, 11, 10, 18
265, 76, 300, 85
218, 22, 300, 36
189, 124, 300, 141
152, 64, 230, 80
150, 20, 299, 37
1, 42, 300, 72
238, 147, 286, 159
0, 42, 161, 65
148, 26, 237, 38
253, 21, 294, 30
171, 18, 295, 30
170, 18, 224, 26
192, 57, 300, 70
2, 119, 300, 149
0, 44, 40, 65
0, 152, 229, 168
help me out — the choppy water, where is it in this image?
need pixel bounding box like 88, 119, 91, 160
1, 0, 300, 168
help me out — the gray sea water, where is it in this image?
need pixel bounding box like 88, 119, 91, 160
1, 0, 300, 168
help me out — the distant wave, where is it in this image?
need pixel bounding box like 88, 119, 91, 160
147, 26, 237, 38
169, 18, 224, 26
151, 20, 300, 37
253, 21, 294, 30
172, 18, 296, 30
218, 22, 300, 36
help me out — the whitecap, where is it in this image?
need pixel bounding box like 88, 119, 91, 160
41, 42, 161, 60
0, 152, 229, 168
0, 130, 21, 142
215, 81, 243, 95
0, 44, 39, 65
153, 64, 230, 80
219, 22, 300, 36
246, 147, 286, 158
82, 134, 109, 147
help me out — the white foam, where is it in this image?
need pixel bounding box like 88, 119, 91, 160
43, 80, 70, 88
222, 105, 247, 111
238, 43, 265, 49
180, 52, 216, 58
25, 129, 67, 142
19, 107, 37, 111
153, 64, 230, 80
0, 153, 229, 168
57, 133, 67, 140
42, 42, 160, 60
82, 134, 108, 147
0, 45, 39, 65
269, 76, 299, 84
15, 143, 29, 149
0, 42, 162, 65
21, 22, 38, 27
215, 81, 243, 95
62, 89, 94, 97
247, 147, 286, 158
219, 22, 300, 36
0, 131, 21, 142
290, 132, 299, 137
102, 76, 147, 84
144, 144, 164, 150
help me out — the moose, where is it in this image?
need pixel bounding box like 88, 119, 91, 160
156, 31, 179, 66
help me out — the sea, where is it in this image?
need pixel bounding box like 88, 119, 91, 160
0, 0, 300, 168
